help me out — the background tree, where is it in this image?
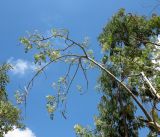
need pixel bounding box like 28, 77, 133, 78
0, 64, 23, 137
75, 9, 160, 137
95, 9, 160, 137
19, 9, 160, 137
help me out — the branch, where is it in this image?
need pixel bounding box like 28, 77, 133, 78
141, 72, 160, 100
24, 32, 153, 122
26, 54, 84, 94
152, 102, 160, 133
87, 57, 152, 121
79, 58, 89, 90
65, 61, 80, 95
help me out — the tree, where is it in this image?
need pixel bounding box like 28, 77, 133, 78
0, 64, 23, 137
94, 9, 160, 137
19, 9, 160, 136
75, 9, 160, 137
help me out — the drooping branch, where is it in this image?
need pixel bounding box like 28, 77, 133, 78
25, 54, 85, 97
22, 31, 156, 126
65, 61, 80, 95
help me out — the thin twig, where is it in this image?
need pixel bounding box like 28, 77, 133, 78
26, 54, 84, 94
65, 61, 80, 95
79, 58, 89, 90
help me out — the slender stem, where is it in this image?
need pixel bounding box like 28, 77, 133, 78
87, 57, 152, 121
26, 54, 84, 93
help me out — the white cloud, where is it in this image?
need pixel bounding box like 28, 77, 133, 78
5, 128, 36, 137
7, 57, 36, 75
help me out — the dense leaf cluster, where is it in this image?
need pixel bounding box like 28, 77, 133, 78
95, 9, 160, 137
74, 9, 160, 137
0, 64, 23, 137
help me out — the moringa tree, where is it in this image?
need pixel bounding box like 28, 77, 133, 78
19, 9, 160, 136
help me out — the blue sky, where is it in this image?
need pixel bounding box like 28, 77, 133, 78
0, 0, 159, 137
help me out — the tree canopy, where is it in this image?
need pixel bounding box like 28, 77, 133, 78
12, 9, 160, 137
0, 64, 23, 137
96, 9, 160, 137
73, 9, 160, 137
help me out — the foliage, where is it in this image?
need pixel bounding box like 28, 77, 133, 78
20, 9, 160, 137
0, 64, 23, 137
74, 124, 94, 137
97, 9, 160, 136
19, 29, 95, 118
46, 95, 57, 120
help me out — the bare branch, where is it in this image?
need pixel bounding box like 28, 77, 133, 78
26, 54, 85, 94
79, 58, 89, 90
65, 61, 80, 95
141, 72, 160, 100
64, 58, 77, 81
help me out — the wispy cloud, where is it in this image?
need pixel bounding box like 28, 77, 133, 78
41, 14, 63, 28
7, 57, 36, 75
5, 127, 36, 137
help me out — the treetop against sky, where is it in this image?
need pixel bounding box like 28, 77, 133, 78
0, 1, 160, 137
